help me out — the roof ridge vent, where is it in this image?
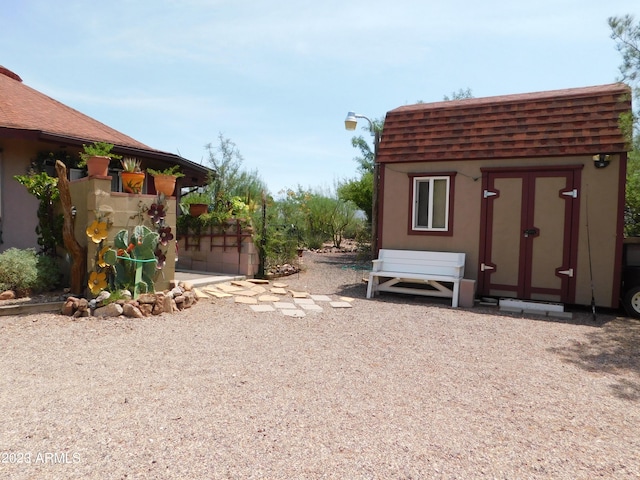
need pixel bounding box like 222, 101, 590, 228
0, 66, 23, 82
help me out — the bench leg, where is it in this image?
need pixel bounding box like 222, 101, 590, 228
452, 280, 460, 308
366, 273, 377, 299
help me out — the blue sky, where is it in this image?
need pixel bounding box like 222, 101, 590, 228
2, 0, 637, 196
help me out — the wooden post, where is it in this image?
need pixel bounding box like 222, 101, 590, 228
55, 160, 87, 295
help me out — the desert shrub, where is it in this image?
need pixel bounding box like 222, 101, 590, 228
0, 248, 60, 294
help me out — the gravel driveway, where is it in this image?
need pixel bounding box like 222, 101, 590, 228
1, 251, 639, 479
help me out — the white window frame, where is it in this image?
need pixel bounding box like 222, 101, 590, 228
411, 175, 451, 232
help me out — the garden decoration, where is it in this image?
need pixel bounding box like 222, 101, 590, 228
120, 157, 145, 194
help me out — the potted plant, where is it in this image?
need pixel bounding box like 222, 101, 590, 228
181, 192, 210, 216
79, 141, 122, 177
147, 165, 185, 197
120, 157, 145, 194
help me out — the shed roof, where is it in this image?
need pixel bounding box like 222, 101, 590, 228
377, 83, 632, 164
0, 66, 210, 182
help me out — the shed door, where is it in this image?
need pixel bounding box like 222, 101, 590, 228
478, 168, 580, 303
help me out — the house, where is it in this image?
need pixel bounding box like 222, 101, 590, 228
376, 84, 631, 309
0, 65, 209, 253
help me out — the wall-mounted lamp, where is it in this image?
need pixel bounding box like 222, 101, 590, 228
593, 154, 611, 169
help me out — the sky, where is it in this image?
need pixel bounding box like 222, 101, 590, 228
1, 0, 638, 196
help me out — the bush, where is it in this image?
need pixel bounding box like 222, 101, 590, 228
0, 248, 60, 294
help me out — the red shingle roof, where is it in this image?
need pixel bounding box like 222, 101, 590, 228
378, 84, 632, 164
0, 66, 153, 151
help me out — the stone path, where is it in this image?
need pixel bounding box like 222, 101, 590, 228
191, 279, 354, 317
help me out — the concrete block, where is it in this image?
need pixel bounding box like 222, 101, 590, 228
459, 279, 476, 308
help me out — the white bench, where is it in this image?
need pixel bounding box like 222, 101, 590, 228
366, 249, 466, 307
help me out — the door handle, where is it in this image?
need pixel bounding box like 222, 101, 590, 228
523, 228, 539, 237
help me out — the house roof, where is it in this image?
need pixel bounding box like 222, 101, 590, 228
377, 83, 632, 164
0, 66, 210, 182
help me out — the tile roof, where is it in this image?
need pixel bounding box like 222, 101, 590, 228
377, 83, 632, 164
0, 66, 153, 151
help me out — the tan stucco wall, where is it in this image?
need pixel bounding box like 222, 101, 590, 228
70, 177, 176, 293
0, 139, 45, 251
380, 155, 623, 307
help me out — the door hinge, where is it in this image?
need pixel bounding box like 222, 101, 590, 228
558, 268, 574, 277
561, 189, 578, 198
481, 263, 495, 272
483, 190, 498, 199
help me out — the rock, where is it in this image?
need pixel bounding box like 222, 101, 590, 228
163, 295, 174, 314
152, 301, 164, 315
182, 281, 194, 291
122, 303, 144, 318
183, 291, 195, 308
0, 290, 16, 300
61, 296, 81, 316
94, 302, 124, 317
170, 286, 183, 298
95, 291, 111, 304
120, 289, 132, 300
139, 303, 153, 316
137, 293, 156, 304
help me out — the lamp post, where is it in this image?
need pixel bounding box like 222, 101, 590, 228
344, 111, 380, 257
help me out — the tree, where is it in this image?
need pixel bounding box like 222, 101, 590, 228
337, 117, 383, 223
443, 88, 474, 101
609, 15, 640, 235
204, 133, 268, 210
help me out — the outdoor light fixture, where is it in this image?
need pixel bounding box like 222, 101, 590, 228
344, 111, 380, 255
593, 154, 611, 169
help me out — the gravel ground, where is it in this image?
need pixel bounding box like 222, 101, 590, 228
1, 251, 639, 479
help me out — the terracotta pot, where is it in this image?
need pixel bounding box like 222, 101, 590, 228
189, 203, 208, 216
120, 172, 145, 194
153, 174, 177, 196
87, 155, 110, 177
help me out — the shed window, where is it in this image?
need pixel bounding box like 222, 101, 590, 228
411, 175, 452, 232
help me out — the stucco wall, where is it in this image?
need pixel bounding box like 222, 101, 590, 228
70, 176, 176, 293
380, 154, 623, 308
0, 139, 44, 252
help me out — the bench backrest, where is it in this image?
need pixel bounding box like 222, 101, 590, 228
376, 249, 465, 277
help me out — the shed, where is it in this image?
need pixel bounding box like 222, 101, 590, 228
376, 84, 631, 309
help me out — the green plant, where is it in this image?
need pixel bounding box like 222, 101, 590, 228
181, 191, 211, 205
14, 170, 64, 257
120, 157, 142, 173
147, 165, 185, 178
102, 225, 159, 297
0, 248, 60, 295
78, 141, 122, 167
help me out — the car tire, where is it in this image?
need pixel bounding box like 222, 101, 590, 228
622, 286, 640, 318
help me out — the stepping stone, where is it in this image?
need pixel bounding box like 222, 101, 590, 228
204, 290, 233, 299
250, 304, 276, 312
193, 288, 210, 299
234, 289, 259, 297
273, 302, 297, 309
273, 282, 288, 288
258, 295, 281, 303
247, 279, 270, 284
294, 298, 315, 305
281, 309, 306, 317
235, 296, 258, 304
217, 283, 245, 293
290, 290, 309, 298
310, 295, 332, 302
251, 285, 267, 294
339, 296, 355, 302
300, 304, 323, 312
270, 287, 288, 295
330, 301, 353, 308
232, 280, 258, 289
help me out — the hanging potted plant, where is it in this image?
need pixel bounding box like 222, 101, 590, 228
181, 192, 210, 216
120, 157, 145, 193
147, 165, 185, 197
79, 141, 122, 177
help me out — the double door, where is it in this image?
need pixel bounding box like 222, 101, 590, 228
478, 167, 581, 303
